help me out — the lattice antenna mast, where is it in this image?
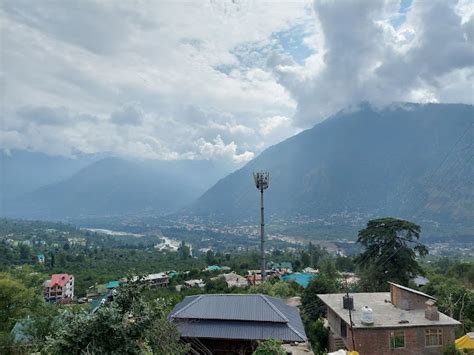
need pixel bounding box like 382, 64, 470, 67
253, 172, 269, 282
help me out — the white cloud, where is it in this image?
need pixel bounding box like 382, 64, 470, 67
1, 0, 313, 162
270, 0, 474, 126
195, 135, 255, 163
1, 0, 472, 163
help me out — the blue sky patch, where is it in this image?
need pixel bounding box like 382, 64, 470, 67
391, 0, 412, 29
273, 24, 314, 65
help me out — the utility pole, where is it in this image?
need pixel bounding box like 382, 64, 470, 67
344, 275, 357, 352
253, 172, 269, 282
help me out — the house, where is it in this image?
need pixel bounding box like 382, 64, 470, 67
303, 267, 319, 274
11, 317, 32, 344
142, 273, 169, 287
281, 272, 314, 288
318, 282, 461, 354
205, 265, 222, 272
339, 272, 360, 286
44, 274, 74, 303
106, 280, 120, 289
246, 269, 279, 285
169, 294, 308, 354
86, 283, 107, 298
184, 279, 205, 288
268, 261, 293, 273
221, 272, 248, 288
413, 275, 429, 287
36, 254, 45, 264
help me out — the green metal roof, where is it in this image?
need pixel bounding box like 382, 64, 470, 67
106, 280, 120, 289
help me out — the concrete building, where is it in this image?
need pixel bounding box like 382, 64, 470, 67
221, 272, 249, 288
142, 273, 169, 287
184, 279, 205, 288
169, 294, 308, 354
44, 274, 74, 303
318, 282, 460, 354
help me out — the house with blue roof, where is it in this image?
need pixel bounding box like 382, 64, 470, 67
169, 294, 308, 354
36, 254, 45, 264
205, 265, 222, 272
281, 272, 315, 288
106, 280, 120, 289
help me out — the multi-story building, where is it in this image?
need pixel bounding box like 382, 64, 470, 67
44, 274, 74, 303
319, 282, 460, 354
142, 273, 169, 287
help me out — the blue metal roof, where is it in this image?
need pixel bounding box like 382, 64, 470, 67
281, 273, 315, 288
169, 294, 307, 342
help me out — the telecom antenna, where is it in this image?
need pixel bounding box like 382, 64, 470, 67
253, 171, 269, 282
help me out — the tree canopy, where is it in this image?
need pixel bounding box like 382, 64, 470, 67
355, 217, 428, 291
43, 280, 188, 354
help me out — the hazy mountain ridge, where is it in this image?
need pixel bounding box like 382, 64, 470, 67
1, 157, 235, 219
0, 150, 100, 199
190, 103, 474, 230
2, 103, 472, 233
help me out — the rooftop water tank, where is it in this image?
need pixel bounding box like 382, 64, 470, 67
361, 306, 374, 325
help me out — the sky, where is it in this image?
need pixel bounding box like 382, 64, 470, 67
1, 0, 473, 164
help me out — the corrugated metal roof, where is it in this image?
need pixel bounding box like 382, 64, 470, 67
171, 294, 287, 322
169, 294, 307, 342
173, 319, 305, 342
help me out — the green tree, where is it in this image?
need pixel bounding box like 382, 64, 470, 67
43, 279, 188, 354
49, 252, 55, 268
301, 274, 339, 321
253, 339, 286, 355
355, 218, 428, 291
422, 275, 474, 334
335, 256, 355, 272
205, 277, 228, 293
205, 250, 216, 265
301, 251, 311, 268
304, 317, 329, 355
0, 273, 35, 335
248, 281, 296, 298
18, 244, 32, 261
178, 241, 190, 260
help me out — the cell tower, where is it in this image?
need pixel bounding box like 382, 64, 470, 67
253, 171, 269, 282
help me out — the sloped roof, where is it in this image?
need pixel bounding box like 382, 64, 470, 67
169, 294, 306, 342
106, 280, 120, 289
48, 274, 72, 287
388, 282, 436, 300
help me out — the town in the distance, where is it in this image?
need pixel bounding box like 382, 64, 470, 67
1, 178, 473, 355
1, 0, 474, 354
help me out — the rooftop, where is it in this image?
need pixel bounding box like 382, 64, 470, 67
318, 292, 460, 329
48, 274, 73, 287
170, 294, 307, 342
106, 280, 120, 289
281, 273, 315, 288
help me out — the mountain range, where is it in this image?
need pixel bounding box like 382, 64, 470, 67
191, 103, 473, 230
1, 154, 234, 219
1, 103, 473, 234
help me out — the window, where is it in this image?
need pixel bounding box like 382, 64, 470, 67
425, 329, 443, 347
340, 320, 347, 338
389, 330, 405, 349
